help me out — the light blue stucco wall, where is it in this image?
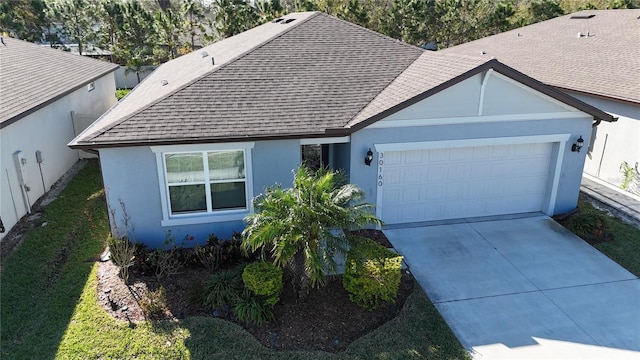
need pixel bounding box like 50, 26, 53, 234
100, 139, 302, 248
383, 73, 569, 122
349, 117, 594, 217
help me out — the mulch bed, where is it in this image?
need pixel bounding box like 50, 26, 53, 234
96, 230, 414, 352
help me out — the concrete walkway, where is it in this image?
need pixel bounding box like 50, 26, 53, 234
581, 174, 640, 229
384, 216, 640, 359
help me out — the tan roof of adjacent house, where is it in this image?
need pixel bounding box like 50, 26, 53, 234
0, 37, 118, 128
70, 12, 615, 149
442, 9, 640, 105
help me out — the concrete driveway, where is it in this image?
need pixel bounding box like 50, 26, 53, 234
384, 215, 640, 359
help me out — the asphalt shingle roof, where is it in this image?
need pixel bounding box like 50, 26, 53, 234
442, 10, 640, 104
70, 11, 615, 149
0, 37, 118, 127
73, 12, 423, 146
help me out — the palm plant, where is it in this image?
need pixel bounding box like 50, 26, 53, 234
242, 166, 381, 299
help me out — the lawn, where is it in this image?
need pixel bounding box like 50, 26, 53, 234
1, 161, 469, 360
575, 198, 640, 277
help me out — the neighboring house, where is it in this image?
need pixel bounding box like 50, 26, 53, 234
442, 9, 640, 188
0, 36, 118, 240
69, 12, 614, 247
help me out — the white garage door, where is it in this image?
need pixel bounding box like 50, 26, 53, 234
379, 143, 553, 224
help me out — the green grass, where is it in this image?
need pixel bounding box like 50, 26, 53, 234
1, 160, 469, 360
576, 199, 640, 277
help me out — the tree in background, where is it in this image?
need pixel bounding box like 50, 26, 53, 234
182, 0, 212, 50
484, 1, 516, 34
528, 0, 565, 22
96, 0, 124, 61
3, 0, 638, 66
154, 7, 184, 61
337, 0, 370, 28
255, 0, 286, 23
46, 0, 101, 55
117, 0, 155, 81
0, 0, 51, 43
379, 0, 432, 46
213, 0, 260, 38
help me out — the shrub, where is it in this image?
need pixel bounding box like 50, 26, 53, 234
193, 243, 223, 271
568, 210, 611, 242
234, 288, 274, 325
115, 88, 131, 100
343, 238, 403, 310
193, 234, 245, 270
202, 268, 244, 309
139, 286, 168, 319
146, 231, 191, 281
108, 235, 136, 283
242, 261, 283, 307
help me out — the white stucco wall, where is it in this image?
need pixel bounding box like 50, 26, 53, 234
1, 72, 116, 240
568, 93, 640, 187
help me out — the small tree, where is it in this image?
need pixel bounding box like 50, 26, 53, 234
242, 166, 381, 299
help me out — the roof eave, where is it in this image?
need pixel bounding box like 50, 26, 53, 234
68, 129, 348, 150
0, 64, 119, 129
553, 86, 638, 109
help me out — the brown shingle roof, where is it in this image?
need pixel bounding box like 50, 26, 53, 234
0, 37, 118, 127
70, 11, 615, 149
442, 10, 640, 104
73, 12, 423, 146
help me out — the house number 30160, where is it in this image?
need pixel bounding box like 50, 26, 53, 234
378, 152, 383, 186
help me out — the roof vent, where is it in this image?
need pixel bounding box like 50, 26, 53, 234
517, 32, 522, 37
211, 56, 215, 65
200, 50, 208, 58
282, 18, 295, 24
161, 80, 168, 86
272, 18, 284, 23
570, 14, 595, 19
481, 50, 486, 55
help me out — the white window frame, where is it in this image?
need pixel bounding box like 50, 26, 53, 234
151, 142, 255, 226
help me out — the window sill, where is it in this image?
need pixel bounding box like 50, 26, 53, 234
161, 210, 249, 227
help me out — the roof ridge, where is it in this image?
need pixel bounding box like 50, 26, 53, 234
84, 12, 322, 142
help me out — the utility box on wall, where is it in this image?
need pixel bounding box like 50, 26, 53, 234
13, 150, 31, 213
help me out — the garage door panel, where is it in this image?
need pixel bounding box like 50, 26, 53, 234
429, 149, 450, 162
472, 146, 491, 160
380, 143, 553, 224
384, 151, 404, 165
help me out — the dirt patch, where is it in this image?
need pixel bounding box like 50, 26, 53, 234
97, 230, 415, 352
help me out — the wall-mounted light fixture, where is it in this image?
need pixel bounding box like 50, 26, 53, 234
571, 136, 584, 152
365, 148, 374, 166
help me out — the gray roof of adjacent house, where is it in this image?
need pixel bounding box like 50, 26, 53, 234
0, 37, 119, 128
442, 9, 640, 105
70, 11, 615, 149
